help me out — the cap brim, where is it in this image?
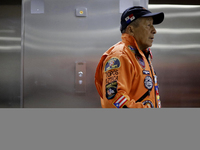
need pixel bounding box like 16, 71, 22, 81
142, 12, 164, 25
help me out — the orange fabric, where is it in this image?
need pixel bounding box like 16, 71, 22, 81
95, 33, 161, 108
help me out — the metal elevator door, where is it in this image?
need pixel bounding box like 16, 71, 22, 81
22, 0, 122, 107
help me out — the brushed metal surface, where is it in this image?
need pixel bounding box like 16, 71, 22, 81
22, 0, 121, 107
149, 5, 200, 107
0, 5, 21, 108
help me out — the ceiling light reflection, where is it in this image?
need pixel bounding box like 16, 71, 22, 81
166, 12, 200, 18
0, 30, 15, 34
156, 28, 200, 34
149, 4, 200, 9
0, 37, 21, 41
0, 46, 21, 50
152, 44, 200, 50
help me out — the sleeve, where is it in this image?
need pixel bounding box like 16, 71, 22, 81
101, 54, 135, 108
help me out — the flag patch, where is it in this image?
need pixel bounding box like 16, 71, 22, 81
125, 14, 135, 24
113, 95, 128, 108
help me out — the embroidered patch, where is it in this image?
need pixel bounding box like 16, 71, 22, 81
154, 75, 157, 84
158, 101, 161, 108
105, 57, 120, 72
155, 86, 159, 95
136, 55, 145, 69
148, 48, 153, 59
113, 95, 128, 108
105, 69, 118, 84
106, 76, 118, 84
125, 14, 135, 24
128, 45, 136, 53
142, 100, 154, 108
155, 85, 161, 107
157, 95, 160, 101
143, 70, 150, 75
106, 81, 118, 100
144, 76, 153, 90
105, 69, 118, 78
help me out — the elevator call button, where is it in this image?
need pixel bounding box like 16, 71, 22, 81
76, 7, 87, 17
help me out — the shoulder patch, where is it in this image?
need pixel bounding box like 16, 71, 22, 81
104, 57, 121, 72
106, 81, 118, 100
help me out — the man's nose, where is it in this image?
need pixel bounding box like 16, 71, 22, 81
152, 26, 157, 34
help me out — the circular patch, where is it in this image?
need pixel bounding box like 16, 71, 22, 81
142, 100, 154, 108
144, 76, 153, 90
105, 57, 121, 72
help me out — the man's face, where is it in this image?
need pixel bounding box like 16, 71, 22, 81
132, 17, 156, 51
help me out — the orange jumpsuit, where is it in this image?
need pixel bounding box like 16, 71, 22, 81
95, 33, 161, 108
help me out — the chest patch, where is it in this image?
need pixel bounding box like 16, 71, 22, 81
142, 100, 154, 108
144, 76, 153, 90
136, 55, 145, 69
143, 70, 150, 75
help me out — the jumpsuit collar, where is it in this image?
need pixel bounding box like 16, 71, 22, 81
121, 33, 150, 58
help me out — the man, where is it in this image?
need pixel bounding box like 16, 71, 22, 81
95, 6, 164, 108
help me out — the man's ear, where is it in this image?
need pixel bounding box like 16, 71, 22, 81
126, 25, 134, 36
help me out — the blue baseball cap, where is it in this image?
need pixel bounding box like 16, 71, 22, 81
120, 6, 164, 33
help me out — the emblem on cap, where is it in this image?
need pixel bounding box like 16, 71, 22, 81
125, 14, 135, 24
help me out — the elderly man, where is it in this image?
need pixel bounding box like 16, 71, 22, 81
95, 6, 164, 108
